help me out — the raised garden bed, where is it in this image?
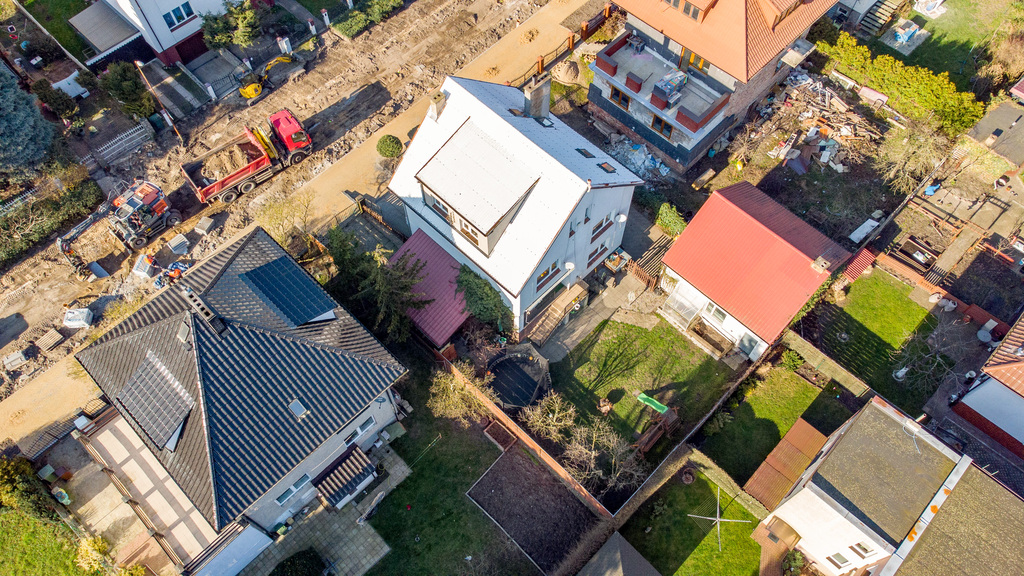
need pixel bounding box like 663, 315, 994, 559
484, 420, 516, 450
468, 448, 597, 573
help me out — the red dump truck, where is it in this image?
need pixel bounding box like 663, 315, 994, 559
181, 109, 312, 203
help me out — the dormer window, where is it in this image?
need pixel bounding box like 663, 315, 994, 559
773, 0, 800, 28
682, 1, 700, 20
663, 0, 681, 7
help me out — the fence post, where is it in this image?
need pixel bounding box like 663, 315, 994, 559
321, 8, 330, 28
536, 55, 544, 75
604, 2, 612, 18
568, 32, 575, 51
581, 21, 589, 40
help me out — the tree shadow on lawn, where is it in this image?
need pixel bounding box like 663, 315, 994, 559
620, 474, 759, 576
801, 387, 857, 436
698, 402, 781, 485
802, 301, 941, 415
866, 31, 980, 92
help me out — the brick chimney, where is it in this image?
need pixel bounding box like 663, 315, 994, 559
523, 72, 551, 119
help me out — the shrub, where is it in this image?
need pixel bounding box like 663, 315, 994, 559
655, 203, 687, 236
76, 70, 99, 92
0, 456, 54, 518
0, 179, 104, 269
32, 80, 78, 119
28, 36, 64, 64
118, 566, 147, 576
76, 536, 110, 572
332, 10, 369, 38
376, 134, 403, 158
780, 349, 805, 371
783, 549, 805, 576
331, 0, 403, 39
702, 411, 733, 437
100, 62, 155, 118
633, 186, 665, 213
269, 548, 325, 576
426, 361, 497, 428
815, 31, 984, 135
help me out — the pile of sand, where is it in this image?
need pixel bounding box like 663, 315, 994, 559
201, 146, 250, 182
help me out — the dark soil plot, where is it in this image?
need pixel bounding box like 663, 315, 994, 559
945, 249, 1024, 323
469, 448, 597, 573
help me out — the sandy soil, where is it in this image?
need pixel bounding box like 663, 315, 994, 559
200, 144, 251, 182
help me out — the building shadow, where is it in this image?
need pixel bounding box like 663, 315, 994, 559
0, 313, 27, 350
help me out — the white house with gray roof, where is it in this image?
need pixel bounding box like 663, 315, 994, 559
75, 226, 406, 576
388, 75, 643, 335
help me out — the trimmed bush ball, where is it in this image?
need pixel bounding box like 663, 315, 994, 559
376, 134, 403, 158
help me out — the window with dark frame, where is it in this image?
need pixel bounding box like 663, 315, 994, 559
162, 1, 194, 29
577, 148, 596, 158
598, 162, 616, 173
682, 1, 700, 19
651, 115, 673, 138
609, 86, 630, 110
681, 48, 711, 74
662, 0, 681, 7
536, 261, 559, 287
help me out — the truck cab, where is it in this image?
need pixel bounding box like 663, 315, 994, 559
268, 109, 311, 165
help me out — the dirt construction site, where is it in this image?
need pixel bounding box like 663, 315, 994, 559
0, 0, 570, 439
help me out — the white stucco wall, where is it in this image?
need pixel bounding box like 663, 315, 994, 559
103, 0, 222, 53
243, 393, 398, 529
769, 489, 890, 576
662, 268, 769, 360
406, 183, 635, 331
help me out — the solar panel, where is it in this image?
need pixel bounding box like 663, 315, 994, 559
116, 351, 195, 448
240, 256, 336, 327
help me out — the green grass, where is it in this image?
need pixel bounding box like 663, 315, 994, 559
21, 0, 90, 61
621, 474, 760, 576
366, 361, 538, 576
868, 0, 1015, 90
701, 369, 852, 484
551, 320, 735, 444
0, 510, 88, 576
817, 271, 941, 414
294, 0, 344, 18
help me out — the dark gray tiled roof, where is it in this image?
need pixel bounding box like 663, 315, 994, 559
811, 402, 957, 546
577, 532, 660, 576
314, 446, 374, 507
77, 227, 405, 531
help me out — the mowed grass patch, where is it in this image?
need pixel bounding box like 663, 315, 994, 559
21, 0, 90, 60
701, 369, 851, 484
621, 473, 760, 576
551, 320, 735, 442
0, 510, 88, 576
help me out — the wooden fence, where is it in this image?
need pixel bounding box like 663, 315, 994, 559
442, 358, 613, 519
781, 330, 871, 397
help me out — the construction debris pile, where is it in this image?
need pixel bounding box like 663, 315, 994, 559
749, 69, 883, 176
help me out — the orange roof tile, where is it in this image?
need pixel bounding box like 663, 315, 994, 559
613, 0, 838, 81
984, 315, 1024, 398
742, 418, 828, 510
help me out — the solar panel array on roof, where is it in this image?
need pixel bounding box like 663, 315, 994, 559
241, 256, 336, 327
116, 350, 195, 448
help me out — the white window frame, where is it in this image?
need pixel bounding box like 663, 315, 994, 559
851, 542, 875, 558
275, 473, 313, 505
828, 552, 851, 569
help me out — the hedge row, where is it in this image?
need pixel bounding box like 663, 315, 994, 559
815, 32, 984, 135
331, 0, 403, 39
0, 181, 104, 268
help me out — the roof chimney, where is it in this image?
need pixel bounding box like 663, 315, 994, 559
524, 72, 552, 120
811, 256, 831, 273
181, 287, 226, 334
428, 91, 447, 122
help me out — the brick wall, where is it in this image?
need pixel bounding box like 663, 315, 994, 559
723, 54, 789, 120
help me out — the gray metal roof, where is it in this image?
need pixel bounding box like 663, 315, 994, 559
811, 401, 957, 546
77, 227, 405, 531
968, 102, 1024, 166
577, 532, 660, 576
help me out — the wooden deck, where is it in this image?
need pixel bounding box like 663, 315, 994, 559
750, 523, 788, 576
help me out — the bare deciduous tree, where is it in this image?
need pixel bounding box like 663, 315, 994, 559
874, 118, 951, 196
521, 391, 578, 442
563, 419, 648, 494
890, 314, 970, 393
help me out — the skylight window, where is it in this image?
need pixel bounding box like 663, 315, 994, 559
598, 162, 616, 173
535, 117, 554, 128
577, 148, 595, 158
289, 399, 309, 418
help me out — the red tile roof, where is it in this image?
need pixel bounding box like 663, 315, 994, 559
843, 246, 876, 282
984, 314, 1024, 398
743, 418, 827, 510
613, 0, 838, 81
391, 230, 470, 348
661, 182, 849, 342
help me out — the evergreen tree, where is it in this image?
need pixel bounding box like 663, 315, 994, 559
0, 73, 53, 183
100, 62, 155, 118
357, 246, 433, 342
229, 0, 262, 48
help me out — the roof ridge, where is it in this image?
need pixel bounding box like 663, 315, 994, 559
226, 319, 405, 371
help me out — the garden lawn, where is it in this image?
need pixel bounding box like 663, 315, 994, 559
701, 369, 851, 485
0, 510, 88, 576
621, 474, 760, 576
817, 271, 938, 414
366, 363, 538, 576
21, 0, 90, 61
868, 0, 1014, 90
551, 320, 735, 443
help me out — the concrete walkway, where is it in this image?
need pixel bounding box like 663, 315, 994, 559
300, 0, 595, 230
539, 274, 646, 363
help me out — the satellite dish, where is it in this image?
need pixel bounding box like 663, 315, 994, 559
565, 261, 575, 271
616, 213, 628, 223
